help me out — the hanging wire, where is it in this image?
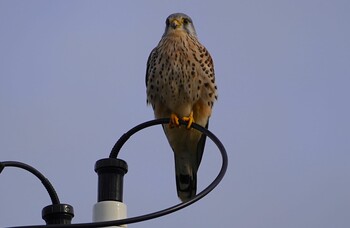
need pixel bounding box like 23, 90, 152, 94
7, 118, 228, 228
0, 161, 60, 205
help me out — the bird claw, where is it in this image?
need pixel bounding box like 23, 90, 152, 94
170, 113, 180, 128
169, 112, 194, 129
182, 111, 194, 129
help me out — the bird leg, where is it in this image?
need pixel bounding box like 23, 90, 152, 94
170, 113, 180, 128
182, 111, 194, 129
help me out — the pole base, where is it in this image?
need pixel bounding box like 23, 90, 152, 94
42, 203, 74, 225
93, 201, 127, 228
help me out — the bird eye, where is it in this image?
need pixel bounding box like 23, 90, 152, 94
183, 18, 190, 25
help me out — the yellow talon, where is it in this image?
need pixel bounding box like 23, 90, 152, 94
170, 113, 180, 128
182, 111, 194, 129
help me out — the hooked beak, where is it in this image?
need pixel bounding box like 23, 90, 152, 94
169, 18, 182, 29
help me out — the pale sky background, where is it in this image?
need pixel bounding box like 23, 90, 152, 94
1, 1, 349, 227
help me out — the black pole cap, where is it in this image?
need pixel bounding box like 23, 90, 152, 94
95, 158, 128, 202
42, 203, 74, 225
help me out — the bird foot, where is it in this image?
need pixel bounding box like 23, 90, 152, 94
169, 112, 194, 129
181, 111, 194, 129
170, 113, 180, 128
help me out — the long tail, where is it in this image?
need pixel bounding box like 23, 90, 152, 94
175, 121, 208, 202
175, 156, 198, 202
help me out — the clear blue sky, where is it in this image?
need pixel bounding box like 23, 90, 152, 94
1, 1, 349, 227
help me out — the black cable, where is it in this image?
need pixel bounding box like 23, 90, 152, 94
8, 118, 228, 228
1, 161, 60, 205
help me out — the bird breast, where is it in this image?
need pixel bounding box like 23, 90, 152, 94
147, 34, 216, 117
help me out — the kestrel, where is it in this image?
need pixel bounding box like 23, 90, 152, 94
146, 13, 217, 202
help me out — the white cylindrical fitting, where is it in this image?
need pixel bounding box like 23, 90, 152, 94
93, 201, 127, 228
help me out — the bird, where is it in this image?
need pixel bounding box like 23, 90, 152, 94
145, 13, 217, 202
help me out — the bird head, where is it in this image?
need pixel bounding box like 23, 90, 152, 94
163, 13, 197, 37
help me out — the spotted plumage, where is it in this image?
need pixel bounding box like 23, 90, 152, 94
146, 13, 217, 202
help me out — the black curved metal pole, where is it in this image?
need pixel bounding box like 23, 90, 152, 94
1, 161, 60, 205
8, 118, 228, 228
